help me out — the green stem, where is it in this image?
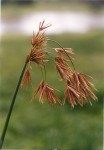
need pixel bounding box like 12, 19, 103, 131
47, 39, 76, 70
0, 62, 27, 149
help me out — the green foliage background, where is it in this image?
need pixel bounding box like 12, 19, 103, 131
0, 2, 104, 150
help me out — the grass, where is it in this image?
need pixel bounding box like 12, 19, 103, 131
0, 30, 104, 149
2, 1, 104, 19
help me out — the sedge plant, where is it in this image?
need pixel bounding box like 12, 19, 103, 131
0, 21, 97, 149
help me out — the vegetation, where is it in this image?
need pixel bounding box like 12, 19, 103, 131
0, 30, 103, 149
2, 1, 104, 19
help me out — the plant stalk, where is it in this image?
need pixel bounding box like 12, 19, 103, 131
47, 39, 76, 70
0, 62, 27, 149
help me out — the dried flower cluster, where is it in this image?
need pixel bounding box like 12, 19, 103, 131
21, 20, 97, 108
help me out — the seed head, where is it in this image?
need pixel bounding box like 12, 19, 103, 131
72, 72, 97, 105
55, 56, 72, 80
55, 48, 74, 60
31, 20, 51, 47
31, 32, 47, 48
21, 69, 32, 88
63, 83, 82, 108
33, 80, 61, 105
23, 21, 97, 108
39, 20, 51, 31
26, 47, 48, 66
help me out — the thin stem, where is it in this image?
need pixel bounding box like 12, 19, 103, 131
47, 39, 76, 70
40, 62, 47, 82
0, 62, 27, 149
43, 64, 47, 81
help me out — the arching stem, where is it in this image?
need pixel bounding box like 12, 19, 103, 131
47, 39, 76, 70
40, 64, 47, 82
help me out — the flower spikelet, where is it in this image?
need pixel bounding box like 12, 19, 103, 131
39, 20, 51, 31
33, 80, 61, 105
63, 82, 83, 108
55, 56, 72, 80
55, 48, 74, 60
26, 47, 48, 66
33, 80, 44, 97
72, 72, 97, 105
21, 69, 32, 88
78, 73, 97, 99
31, 32, 46, 48
31, 20, 51, 48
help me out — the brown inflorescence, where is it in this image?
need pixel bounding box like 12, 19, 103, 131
33, 80, 61, 105
63, 72, 97, 108
55, 56, 72, 81
55, 48, 74, 61
26, 47, 48, 66
31, 32, 47, 48
21, 69, 33, 88
22, 20, 97, 107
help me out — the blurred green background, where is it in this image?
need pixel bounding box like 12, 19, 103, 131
0, 1, 104, 149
